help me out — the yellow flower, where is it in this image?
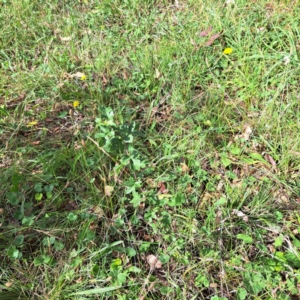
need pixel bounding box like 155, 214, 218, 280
80, 74, 87, 80
73, 101, 80, 108
27, 121, 38, 127
223, 47, 233, 55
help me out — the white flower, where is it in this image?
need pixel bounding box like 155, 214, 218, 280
226, 0, 235, 4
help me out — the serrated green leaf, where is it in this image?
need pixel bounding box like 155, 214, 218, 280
13, 235, 24, 246
248, 153, 266, 162
230, 147, 241, 155
54, 241, 64, 251
127, 266, 141, 273
221, 157, 232, 167
67, 213, 78, 221
7, 246, 20, 259
22, 216, 35, 226
159, 254, 170, 263
292, 238, 300, 248
35, 193, 43, 201
274, 236, 284, 247
214, 197, 227, 207
33, 257, 44, 266
237, 288, 247, 300
117, 273, 127, 284
237, 234, 253, 244
6, 192, 19, 205
195, 274, 210, 287
125, 247, 136, 257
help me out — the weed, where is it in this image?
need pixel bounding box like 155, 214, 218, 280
1, 0, 300, 299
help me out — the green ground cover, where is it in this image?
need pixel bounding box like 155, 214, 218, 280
1, 0, 300, 299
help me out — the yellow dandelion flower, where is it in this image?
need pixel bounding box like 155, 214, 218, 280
73, 101, 80, 108
27, 121, 38, 127
80, 74, 87, 80
223, 47, 233, 55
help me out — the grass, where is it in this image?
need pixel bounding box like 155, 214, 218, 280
1, 0, 300, 299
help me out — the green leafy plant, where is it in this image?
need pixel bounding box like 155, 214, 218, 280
1, 1, 300, 299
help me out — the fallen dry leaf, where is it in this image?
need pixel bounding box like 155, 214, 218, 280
190, 38, 196, 46
102, 73, 108, 85
242, 125, 252, 140
158, 182, 168, 194
264, 154, 277, 169
60, 36, 72, 42
217, 181, 224, 191
202, 192, 213, 202
273, 189, 290, 204
89, 222, 97, 230
5, 281, 13, 288
146, 254, 162, 269
155, 68, 161, 79
60, 200, 78, 211
146, 178, 156, 188
143, 234, 151, 241
71, 72, 86, 79
265, 3, 274, 11
180, 163, 189, 174
76, 277, 83, 283
267, 244, 276, 254
89, 205, 104, 218
105, 185, 114, 197
206, 33, 221, 46
192, 219, 198, 233
232, 209, 248, 222
199, 26, 213, 37
186, 183, 193, 194
215, 210, 222, 225
289, 150, 300, 156
139, 203, 145, 210
186, 150, 195, 154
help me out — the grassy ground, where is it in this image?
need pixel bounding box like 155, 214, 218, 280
1, 0, 300, 299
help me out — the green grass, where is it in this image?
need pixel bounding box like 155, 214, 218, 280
1, 0, 300, 299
